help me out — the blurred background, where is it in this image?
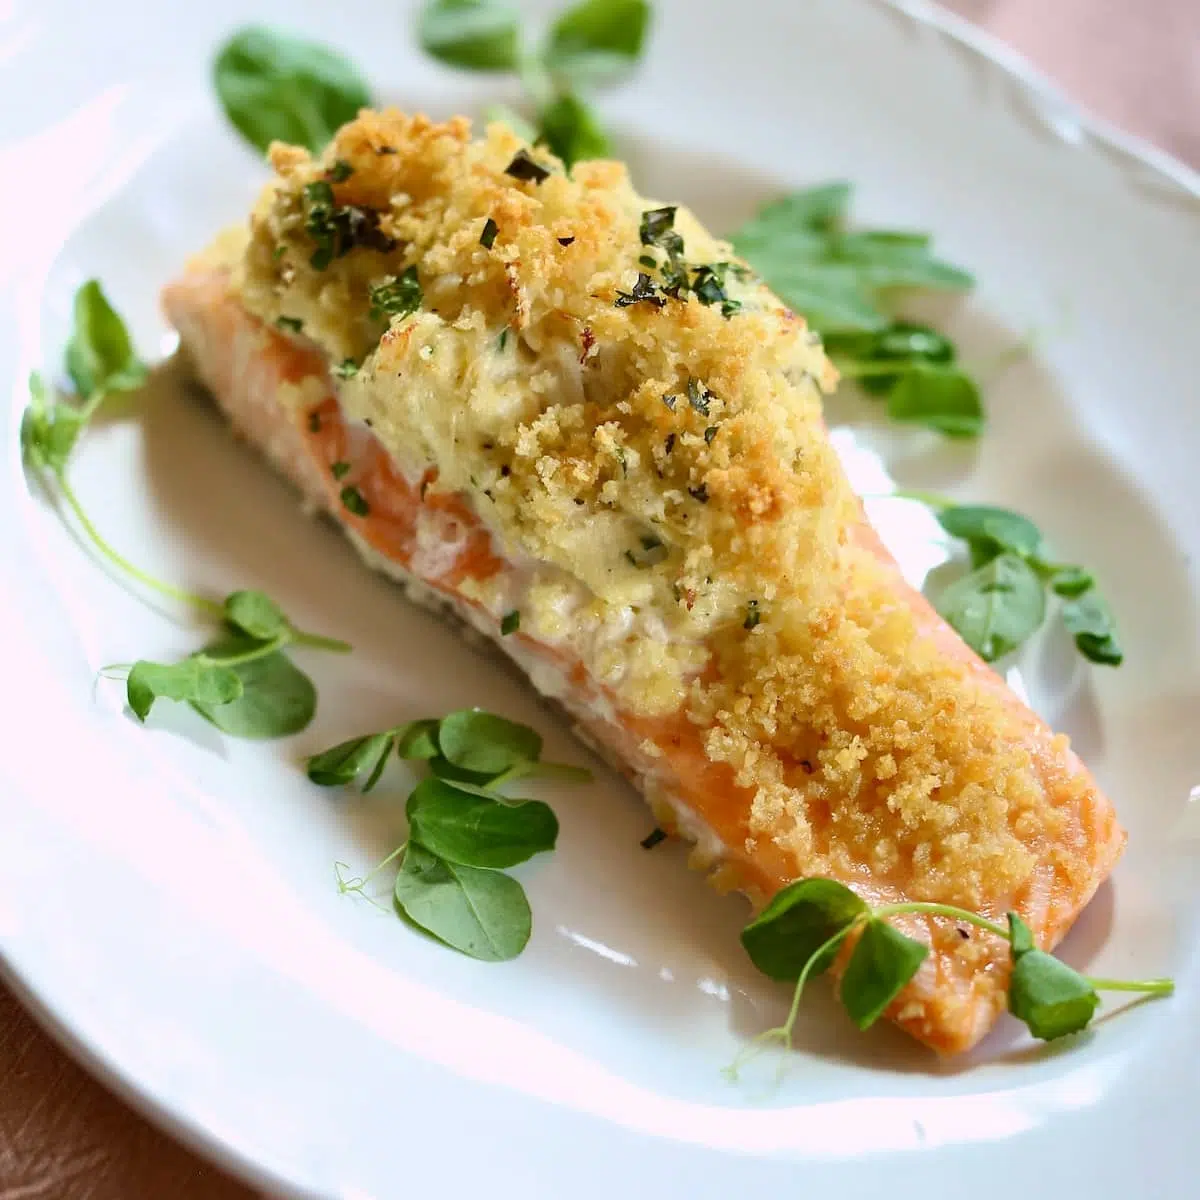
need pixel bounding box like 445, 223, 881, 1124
2, 0, 1197, 1197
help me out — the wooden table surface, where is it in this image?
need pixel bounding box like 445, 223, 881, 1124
2, 2, 1196, 1197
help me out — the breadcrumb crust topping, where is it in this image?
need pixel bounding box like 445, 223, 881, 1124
234, 110, 1101, 912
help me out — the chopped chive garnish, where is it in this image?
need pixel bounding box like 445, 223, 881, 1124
480, 217, 499, 249
331, 461, 351, 480
328, 159, 354, 182
641, 827, 667, 850
276, 316, 304, 333
500, 610, 520, 635
504, 149, 550, 184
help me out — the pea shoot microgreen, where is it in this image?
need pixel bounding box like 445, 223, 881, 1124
310, 708, 591, 962
727, 183, 983, 436
213, 26, 372, 155
731, 877, 1172, 1075
885, 492, 1123, 666
416, 0, 652, 167
21, 282, 351, 740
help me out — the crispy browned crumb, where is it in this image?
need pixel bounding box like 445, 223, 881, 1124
229, 110, 1108, 916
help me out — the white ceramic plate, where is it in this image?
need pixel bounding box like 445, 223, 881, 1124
2, 1, 1198, 1196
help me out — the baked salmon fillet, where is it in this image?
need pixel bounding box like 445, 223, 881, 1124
163, 110, 1125, 1054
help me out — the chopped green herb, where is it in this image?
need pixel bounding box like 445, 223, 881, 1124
614, 271, 664, 308
504, 148, 551, 183
500, 609, 520, 635
328, 158, 355, 182
332, 358, 359, 379
480, 216, 499, 249
743, 600, 761, 630
497, 328, 509, 351
331, 461, 352, 480
686, 378, 711, 416
340, 485, 370, 516
662, 392, 678, 411
640, 826, 667, 850
303, 178, 397, 271
276, 316, 304, 333
639, 206, 682, 255
368, 266, 422, 321
704, 424, 718, 444
639, 254, 657, 269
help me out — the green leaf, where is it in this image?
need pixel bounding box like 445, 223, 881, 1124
542, 0, 651, 81
64, 280, 147, 399
1007, 910, 1036, 957
418, 0, 521, 71
739, 257, 887, 334
937, 504, 1044, 560
213, 25, 372, 155
427, 755, 500, 786
223, 589, 290, 640
829, 232, 974, 291
536, 91, 609, 167
1050, 566, 1095, 598
1060, 587, 1123, 666
437, 709, 543, 775
735, 183, 853, 238
740, 878, 868, 982
839, 919, 928, 1030
306, 732, 395, 787
393, 842, 531, 961
503, 759, 592, 785
935, 552, 1046, 662
21, 373, 85, 474
125, 658, 244, 722
395, 719, 441, 760
406, 778, 558, 868
191, 636, 316, 738
1008, 948, 1099, 1041
482, 103, 538, 143
826, 320, 955, 395
886, 365, 984, 437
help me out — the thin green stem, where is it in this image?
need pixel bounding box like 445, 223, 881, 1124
518, 53, 555, 110
55, 469, 223, 616
1084, 977, 1175, 996
781, 922, 859, 1043
873, 901, 1008, 940
831, 360, 911, 380
874, 487, 956, 511
291, 629, 353, 654
197, 633, 287, 669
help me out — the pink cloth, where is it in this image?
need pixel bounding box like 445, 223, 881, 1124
2, 5, 1195, 1197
